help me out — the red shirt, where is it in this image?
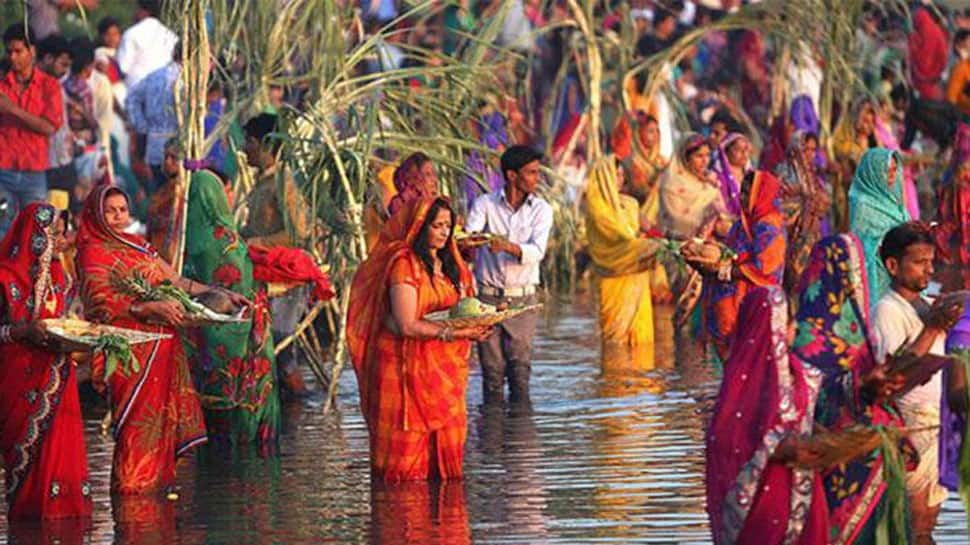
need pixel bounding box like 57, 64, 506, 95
0, 68, 64, 171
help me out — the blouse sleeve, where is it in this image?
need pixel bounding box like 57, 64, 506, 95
388, 255, 421, 288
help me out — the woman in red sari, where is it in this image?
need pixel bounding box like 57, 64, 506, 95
0, 203, 92, 521
76, 185, 244, 495
706, 286, 829, 545
348, 197, 490, 482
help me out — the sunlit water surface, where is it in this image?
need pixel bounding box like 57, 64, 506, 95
2, 297, 967, 544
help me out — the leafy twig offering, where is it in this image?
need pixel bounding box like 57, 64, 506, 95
93, 334, 140, 378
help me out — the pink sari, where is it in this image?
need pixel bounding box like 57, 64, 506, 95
706, 286, 829, 545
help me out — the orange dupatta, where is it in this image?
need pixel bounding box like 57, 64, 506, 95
347, 197, 474, 433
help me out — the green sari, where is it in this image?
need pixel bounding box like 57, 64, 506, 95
848, 147, 910, 308
184, 170, 281, 452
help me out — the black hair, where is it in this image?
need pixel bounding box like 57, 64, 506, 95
38, 35, 71, 60
171, 39, 182, 63
69, 37, 95, 74
3, 23, 30, 48
138, 0, 162, 17
710, 108, 741, 131
413, 198, 461, 291
500, 145, 543, 182
879, 222, 935, 267
654, 8, 677, 27
243, 113, 282, 153
97, 16, 120, 38
956, 29, 970, 48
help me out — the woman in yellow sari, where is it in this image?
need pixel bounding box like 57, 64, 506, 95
610, 111, 672, 302
585, 156, 661, 362
831, 99, 879, 231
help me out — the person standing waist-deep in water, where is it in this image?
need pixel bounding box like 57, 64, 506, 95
465, 145, 553, 412
871, 222, 963, 545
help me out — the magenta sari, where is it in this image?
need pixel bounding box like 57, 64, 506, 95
706, 286, 829, 545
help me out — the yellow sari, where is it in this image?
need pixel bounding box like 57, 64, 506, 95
585, 157, 660, 351
363, 164, 399, 251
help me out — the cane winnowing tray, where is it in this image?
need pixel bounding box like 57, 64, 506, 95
43, 318, 172, 347
424, 304, 542, 329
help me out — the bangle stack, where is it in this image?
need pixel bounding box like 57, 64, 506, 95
437, 326, 455, 342
0, 325, 12, 344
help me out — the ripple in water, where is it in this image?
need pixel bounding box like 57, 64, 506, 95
2, 298, 967, 544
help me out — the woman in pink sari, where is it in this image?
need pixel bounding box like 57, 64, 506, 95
706, 286, 829, 545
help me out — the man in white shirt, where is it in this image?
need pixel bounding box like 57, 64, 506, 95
116, 0, 178, 89
872, 222, 963, 545
465, 146, 553, 412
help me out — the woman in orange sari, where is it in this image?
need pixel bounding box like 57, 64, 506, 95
0, 203, 92, 521
348, 197, 490, 482
76, 185, 245, 495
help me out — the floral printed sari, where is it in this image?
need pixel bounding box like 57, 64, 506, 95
792, 233, 912, 545
0, 203, 92, 520
347, 197, 474, 482
184, 170, 280, 452
706, 286, 829, 545
76, 185, 206, 494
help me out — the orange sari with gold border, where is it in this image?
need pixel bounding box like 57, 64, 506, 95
348, 198, 473, 482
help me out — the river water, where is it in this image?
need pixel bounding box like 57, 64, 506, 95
2, 297, 968, 544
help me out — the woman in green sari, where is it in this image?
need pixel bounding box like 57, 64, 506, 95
848, 147, 910, 308
184, 169, 281, 453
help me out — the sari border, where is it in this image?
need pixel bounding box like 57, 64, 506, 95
721, 286, 814, 545
5, 354, 70, 504
176, 435, 208, 458
113, 333, 161, 438
834, 477, 885, 545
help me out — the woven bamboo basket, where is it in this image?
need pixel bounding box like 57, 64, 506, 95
425, 304, 542, 329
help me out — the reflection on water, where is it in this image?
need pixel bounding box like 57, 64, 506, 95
2, 296, 967, 544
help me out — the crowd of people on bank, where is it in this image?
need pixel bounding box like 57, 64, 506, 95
6, 1, 970, 545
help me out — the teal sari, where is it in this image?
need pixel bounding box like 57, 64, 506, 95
184, 170, 281, 452
848, 148, 910, 308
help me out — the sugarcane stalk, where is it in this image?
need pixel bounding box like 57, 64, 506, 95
172, 0, 211, 273
323, 287, 352, 414
274, 300, 327, 356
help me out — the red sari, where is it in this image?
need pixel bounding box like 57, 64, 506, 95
347, 198, 474, 482
0, 203, 92, 520
75, 186, 206, 495
706, 287, 829, 545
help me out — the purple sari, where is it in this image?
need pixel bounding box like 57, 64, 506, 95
463, 111, 508, 204
712, 132, 747, 217
941, 309, 970, 493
